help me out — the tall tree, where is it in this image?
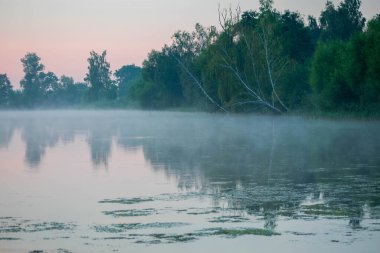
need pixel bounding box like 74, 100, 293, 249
20, 53, 45, 106
206, 3, 292, 113
0, 74, 13, 107
85, 50, 116, 101
310, 40, 355, 110
114, 65, 141, 99
362, 16, 380, 106
319, 0, 365, 41
170, 23, 221, 109
39, 71, 58, 98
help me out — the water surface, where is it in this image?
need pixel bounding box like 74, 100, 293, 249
0, 110, 380, 253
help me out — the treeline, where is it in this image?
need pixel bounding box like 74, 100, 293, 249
0, 52, 141, 108
133, 0, 380, 113
1, 0, 379, 114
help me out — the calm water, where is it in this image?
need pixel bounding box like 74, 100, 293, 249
0, 110, 380, 253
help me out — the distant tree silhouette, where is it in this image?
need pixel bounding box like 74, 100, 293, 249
85, 50, 117, 101
0, 74, 13, 107
20, 53, 45, 106
320, 0, 365, 41
114, 64, 141, 99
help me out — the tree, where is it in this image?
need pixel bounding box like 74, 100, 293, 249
259, 0, 274, 13
45, 75, 87, 106
131, 23, 218, 109
134, 1, 315, 112
114, 65, 141, 99
61, 78, 87, 105
363, 16, 380, 106
206, 3, 291, 113
310, 14, 380, 112
345, 16, 380, 109
319, 0, 365, 41
141, 48, 183, 108
307, 16, 321, 46
20, 53, 45, 106
85, 50, 116, 101
170, 23, 223, 110
310, 40, 360, 111
39, 71, 58, 99
0, 74, 13, 107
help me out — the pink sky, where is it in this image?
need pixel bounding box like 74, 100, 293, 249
1, 0, 379, 88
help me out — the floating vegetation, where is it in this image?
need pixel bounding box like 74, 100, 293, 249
286, 231, 316, 236
187, 209, 219, 215
102, 208, 157, 217
103, 236, 131, 240
43, 236, 71, 240
133, 233, 198, 244
27, 250, 73, 253
135, 239, 161, 244
57, 249, 74, 253
206, 227, 281, 237
155, 192, 209, 201
151, 233, 197, 242
0, 225, 22, 233
93, 222, 190, 233
0, 237, 20, 240
208, 215, 249, 223
99, 197, 154, 205
0, 217, 76, 234
25, 222, 76, 232
98, 192, 209, 207
301, 204, 351, 217
128, 226, 281, 244
277, 210, 296, 217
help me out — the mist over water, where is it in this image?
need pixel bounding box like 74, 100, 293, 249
0, 110, 380, 253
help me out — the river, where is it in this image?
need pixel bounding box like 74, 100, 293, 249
0, 110, 379, 253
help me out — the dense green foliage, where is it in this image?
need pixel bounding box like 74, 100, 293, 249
0, 51, 141, 108
85, 51, 117, 102
0, 74, 12, 107
128, 0, 379, 114
0, 0, 379, 115
115, 64, 141, 101
319, 0, 365, 41
310, 15, 380, 112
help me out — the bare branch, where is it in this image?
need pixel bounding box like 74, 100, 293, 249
172, 55, 228, 112
260, 24, 289, 111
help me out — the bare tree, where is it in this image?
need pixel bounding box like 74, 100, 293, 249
169, 24, 228, 112
217, 5, 289, 113
169, 3, 290, 114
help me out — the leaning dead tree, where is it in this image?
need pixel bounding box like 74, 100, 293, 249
217, 4, 289, 113
168, 25, 228, 112
173, 55, 228, 112
168, 2, 289, 113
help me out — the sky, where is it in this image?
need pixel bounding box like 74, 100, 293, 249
1, 0, 380, 88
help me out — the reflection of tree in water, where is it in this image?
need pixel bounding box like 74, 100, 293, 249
21, 121, 60, 167
1, 113, 117, 169
136, 117, 380, 222
2, 114, 81, 168
2, 112, 380, 223
0, 120, 15, 148
87, 126, 113, 168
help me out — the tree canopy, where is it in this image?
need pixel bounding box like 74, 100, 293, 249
1, 0, 379, 115
0, 74, 13, 107
85, 50, 117, 101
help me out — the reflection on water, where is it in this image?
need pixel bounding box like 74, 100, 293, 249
0, 110, 380, 253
